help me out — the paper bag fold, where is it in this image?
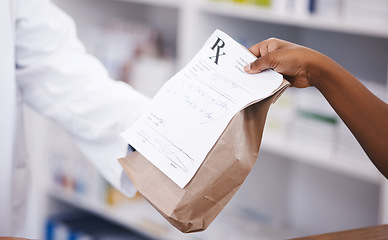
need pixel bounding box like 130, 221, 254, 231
119, 79, 290, 233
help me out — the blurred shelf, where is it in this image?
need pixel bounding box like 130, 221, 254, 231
261, 137, 383, 184
115, 0, 180, 8
48, 187, 304, 240
48, 188, 186, 240
200, 1, 388, 39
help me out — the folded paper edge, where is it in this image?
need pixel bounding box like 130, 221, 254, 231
271, 79, 291, 104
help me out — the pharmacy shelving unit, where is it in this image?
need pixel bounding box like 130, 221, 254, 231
26, 0, 388, 239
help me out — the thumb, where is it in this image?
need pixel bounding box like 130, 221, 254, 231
244, 54, 277, 74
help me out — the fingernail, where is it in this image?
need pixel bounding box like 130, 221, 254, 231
244, 63, 251, 72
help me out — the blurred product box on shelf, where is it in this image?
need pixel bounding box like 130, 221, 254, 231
209, 0, 388, 29
337, 80, 387, 162
271, 0, 295, 14
211, 0, 272, 8
275, 0, 342, 18
363, 80, 387, 102
45, 211, 152, 240
48, 145, 141, 207
47, 123, 138, 207
80, 19, 175, 97
336, 119, 369, 162
48, 144, 108, 204
289, 87, 339, 159
129, 54, 175, 98
263, 87, 295, 143
264, 79, 386, 163
342, 0, 388, 27
309, 0, 341, 18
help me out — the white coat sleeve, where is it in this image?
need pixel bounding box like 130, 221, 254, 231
15, 0, 150, 196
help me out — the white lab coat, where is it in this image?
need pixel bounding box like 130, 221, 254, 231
0, 0, 149, 236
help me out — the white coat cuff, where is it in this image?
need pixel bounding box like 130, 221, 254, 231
118, 145, 137, 197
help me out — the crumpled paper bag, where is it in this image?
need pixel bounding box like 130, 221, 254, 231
119, 79, 289, 233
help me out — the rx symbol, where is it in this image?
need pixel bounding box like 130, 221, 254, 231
209, 37, 226, 65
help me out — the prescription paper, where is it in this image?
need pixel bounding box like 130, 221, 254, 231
121, 29, 283, 188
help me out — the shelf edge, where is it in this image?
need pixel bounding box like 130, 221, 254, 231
200, 2, 388, 40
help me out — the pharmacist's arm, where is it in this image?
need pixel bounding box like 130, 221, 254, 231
244, 38, 388, 178
15, 0, 150, 195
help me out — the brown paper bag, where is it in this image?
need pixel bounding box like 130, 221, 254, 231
119, 79, 289, 233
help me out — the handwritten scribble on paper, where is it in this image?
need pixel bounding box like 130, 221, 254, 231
165, 79, 230, 125
136, 127, 193, 173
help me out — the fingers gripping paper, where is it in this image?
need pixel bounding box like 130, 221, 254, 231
119, 29, 290, 233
